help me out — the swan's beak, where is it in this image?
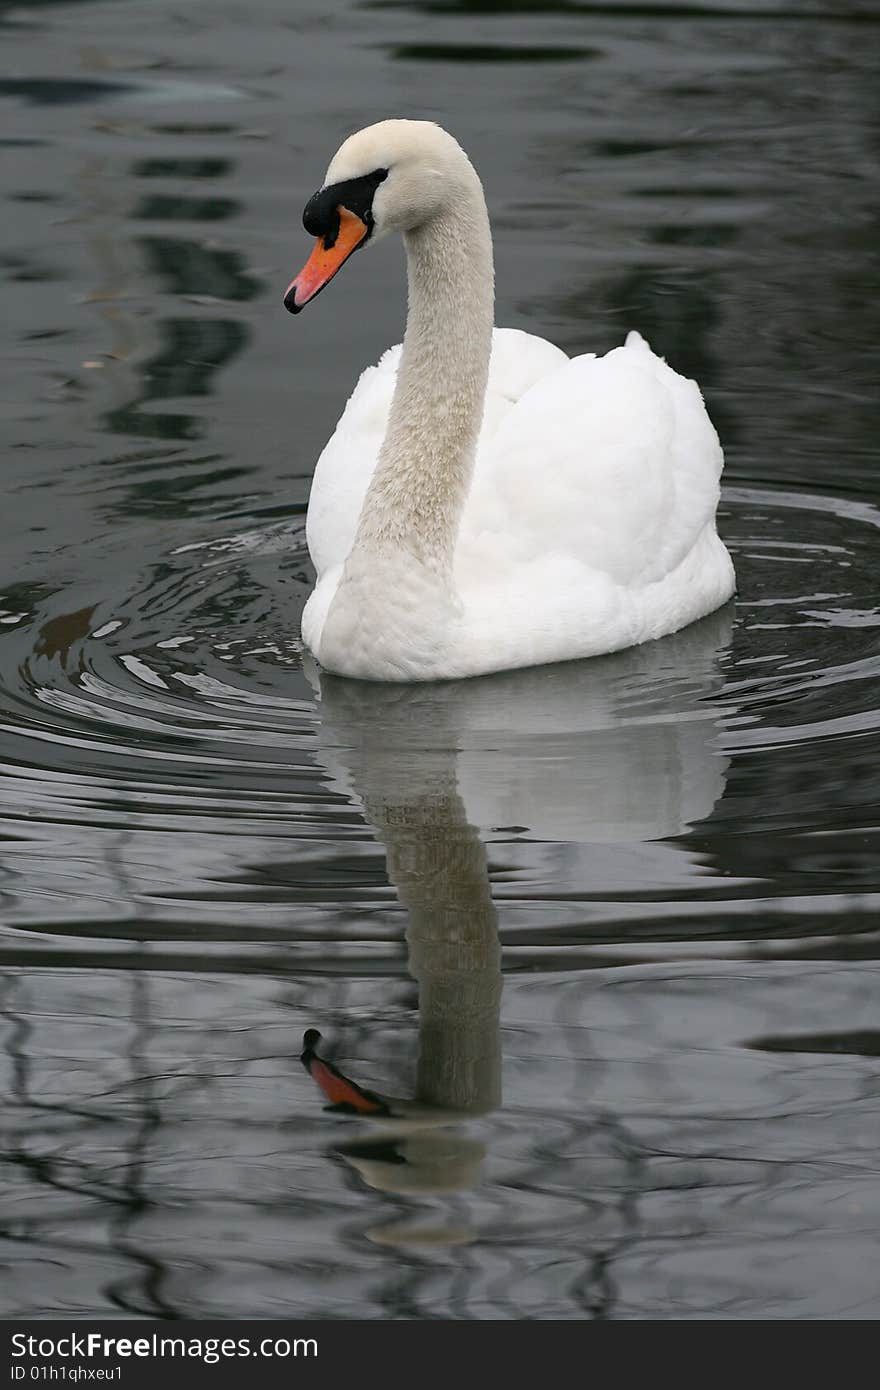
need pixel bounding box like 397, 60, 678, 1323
300, 1029, 389, 1115
283, 206, 368, 314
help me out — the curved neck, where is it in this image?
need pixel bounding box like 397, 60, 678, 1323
351, 180, 495, 572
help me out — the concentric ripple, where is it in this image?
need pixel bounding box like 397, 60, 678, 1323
0, 485, 877, 971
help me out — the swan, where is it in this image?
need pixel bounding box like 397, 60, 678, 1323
284, 119, 735, 682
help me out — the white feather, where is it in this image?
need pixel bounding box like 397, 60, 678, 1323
304, 327, 733, 677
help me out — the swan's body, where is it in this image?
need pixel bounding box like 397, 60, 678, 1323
303, 327, 735, 680
286, 121, 735, 682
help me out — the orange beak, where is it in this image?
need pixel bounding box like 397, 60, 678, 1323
305, 1055, 387, 1115
283, 206, 369, 314
300, 1029, 389, 1115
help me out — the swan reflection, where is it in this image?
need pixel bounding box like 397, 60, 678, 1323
303, 606, 733, 1235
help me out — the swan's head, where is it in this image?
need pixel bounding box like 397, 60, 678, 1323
283, 119, 475, 314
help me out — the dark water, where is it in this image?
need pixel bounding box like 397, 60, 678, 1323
2, 0, 879, 1320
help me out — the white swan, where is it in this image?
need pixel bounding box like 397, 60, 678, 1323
284, 119, 735, 682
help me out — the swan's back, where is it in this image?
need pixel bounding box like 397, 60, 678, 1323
462, 330, 723, 585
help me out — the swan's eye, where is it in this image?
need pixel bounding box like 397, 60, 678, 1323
303, 167, 389, 247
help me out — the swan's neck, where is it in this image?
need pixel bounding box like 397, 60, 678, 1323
351, 183, 494, 573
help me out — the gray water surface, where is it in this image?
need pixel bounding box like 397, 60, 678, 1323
1, 0, 879, 1319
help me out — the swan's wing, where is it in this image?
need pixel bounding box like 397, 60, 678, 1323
464, 330, 724, 588
483, 326, 570, 407
306, 329, 569, 576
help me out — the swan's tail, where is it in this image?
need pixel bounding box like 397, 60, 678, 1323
624, 329, 652, 353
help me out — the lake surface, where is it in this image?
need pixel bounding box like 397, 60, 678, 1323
1, 0, 879, 1320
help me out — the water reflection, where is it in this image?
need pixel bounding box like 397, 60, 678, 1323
134, 195, 239, 222
105, 318, 248, 440
137, 238, 258, 301
1, 967, 179, 1318
303, 607, 731, 1240
87, 149, 258, 442
390, 43, 600, 61
314, 603, 732, 844
133, 158, 233, 180
0, 78, 135, 106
